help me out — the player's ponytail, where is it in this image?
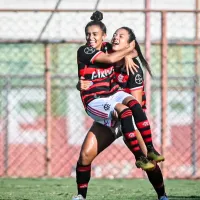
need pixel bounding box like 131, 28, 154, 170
135, 40, 152, 76
85, 11, 107, 34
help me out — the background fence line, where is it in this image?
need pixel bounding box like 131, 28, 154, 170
0, 8, 199, 179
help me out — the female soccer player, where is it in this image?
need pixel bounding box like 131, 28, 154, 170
77, 11, 155, 168
73, 11, 167, 200
73, 26, 168, 200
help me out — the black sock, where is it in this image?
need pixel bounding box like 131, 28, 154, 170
146, 164, 166, 198
119, 108, 144, 159
76, 162, 91, 198
127, 99, 154, 149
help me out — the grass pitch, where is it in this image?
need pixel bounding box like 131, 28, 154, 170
0, 178, 200, 200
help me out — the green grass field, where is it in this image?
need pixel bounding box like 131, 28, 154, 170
0, 178, 200, 200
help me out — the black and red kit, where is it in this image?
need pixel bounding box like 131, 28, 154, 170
115, 58, 147, 110
77, 42, 119, 107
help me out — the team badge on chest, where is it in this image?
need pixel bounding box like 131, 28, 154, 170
84, 47, 95, 54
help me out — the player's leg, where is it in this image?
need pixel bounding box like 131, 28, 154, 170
114, 103, 154, 170
124, 129, 147, 156
123, 96, 164, 162
112, 110, 147, 156
113, 92, 167, 199
86, 96, 154, 170
122, 128, 167, 199
74, 122, 116, 199
145, 163, 168, 200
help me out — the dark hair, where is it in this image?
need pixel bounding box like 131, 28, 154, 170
119, 26, 152, 76
85, 11, 107, 34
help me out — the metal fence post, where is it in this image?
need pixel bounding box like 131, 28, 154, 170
145, 0, 152, 119
191, 0, 200, 176
44, 44, 52, 177
161, 11, 168, 177
3, 75, 11, 176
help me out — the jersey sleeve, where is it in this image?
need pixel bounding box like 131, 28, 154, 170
126, 59, 144, 91
77, 45, 103, 65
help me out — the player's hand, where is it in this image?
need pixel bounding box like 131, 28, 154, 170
128, 40, 135, 51
132, 49, 138, 58
123, 56, 139, 75
80, 76, 93, 90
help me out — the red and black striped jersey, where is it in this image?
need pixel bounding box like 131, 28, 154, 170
115, 58, 147, 110
77, 42, 119, 107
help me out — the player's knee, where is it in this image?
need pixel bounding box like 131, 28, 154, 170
79, 150, 94, 165
122, 96, 135, 105
115, 103, 129, 114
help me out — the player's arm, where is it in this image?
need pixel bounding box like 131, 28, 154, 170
94, 41, 135, 64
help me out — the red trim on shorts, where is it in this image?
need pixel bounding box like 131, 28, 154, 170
87, 105, 108, 118
129, 86, 143, 91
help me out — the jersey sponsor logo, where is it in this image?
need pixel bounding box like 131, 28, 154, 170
91, 68, 114, 80
117, 74, 124, 83
135, 74, 143, 84
103, 103, 111, 111
84, 46, 96, 54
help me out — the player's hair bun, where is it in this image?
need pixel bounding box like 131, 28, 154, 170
90, 11, 103, 21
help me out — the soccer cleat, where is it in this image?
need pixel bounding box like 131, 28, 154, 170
72, 194, 85, 200
158, 195, 168, 200
135, 156, 155, 171
147, 146, 165, 162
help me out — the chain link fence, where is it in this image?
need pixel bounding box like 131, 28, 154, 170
0, 9, 199, 179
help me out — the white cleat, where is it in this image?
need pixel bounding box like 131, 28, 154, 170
72, 194, 85, 200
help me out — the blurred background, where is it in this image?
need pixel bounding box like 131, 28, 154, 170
0, 0, 199, 179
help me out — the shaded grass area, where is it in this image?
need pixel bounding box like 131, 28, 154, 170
0, 178, 200, 200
